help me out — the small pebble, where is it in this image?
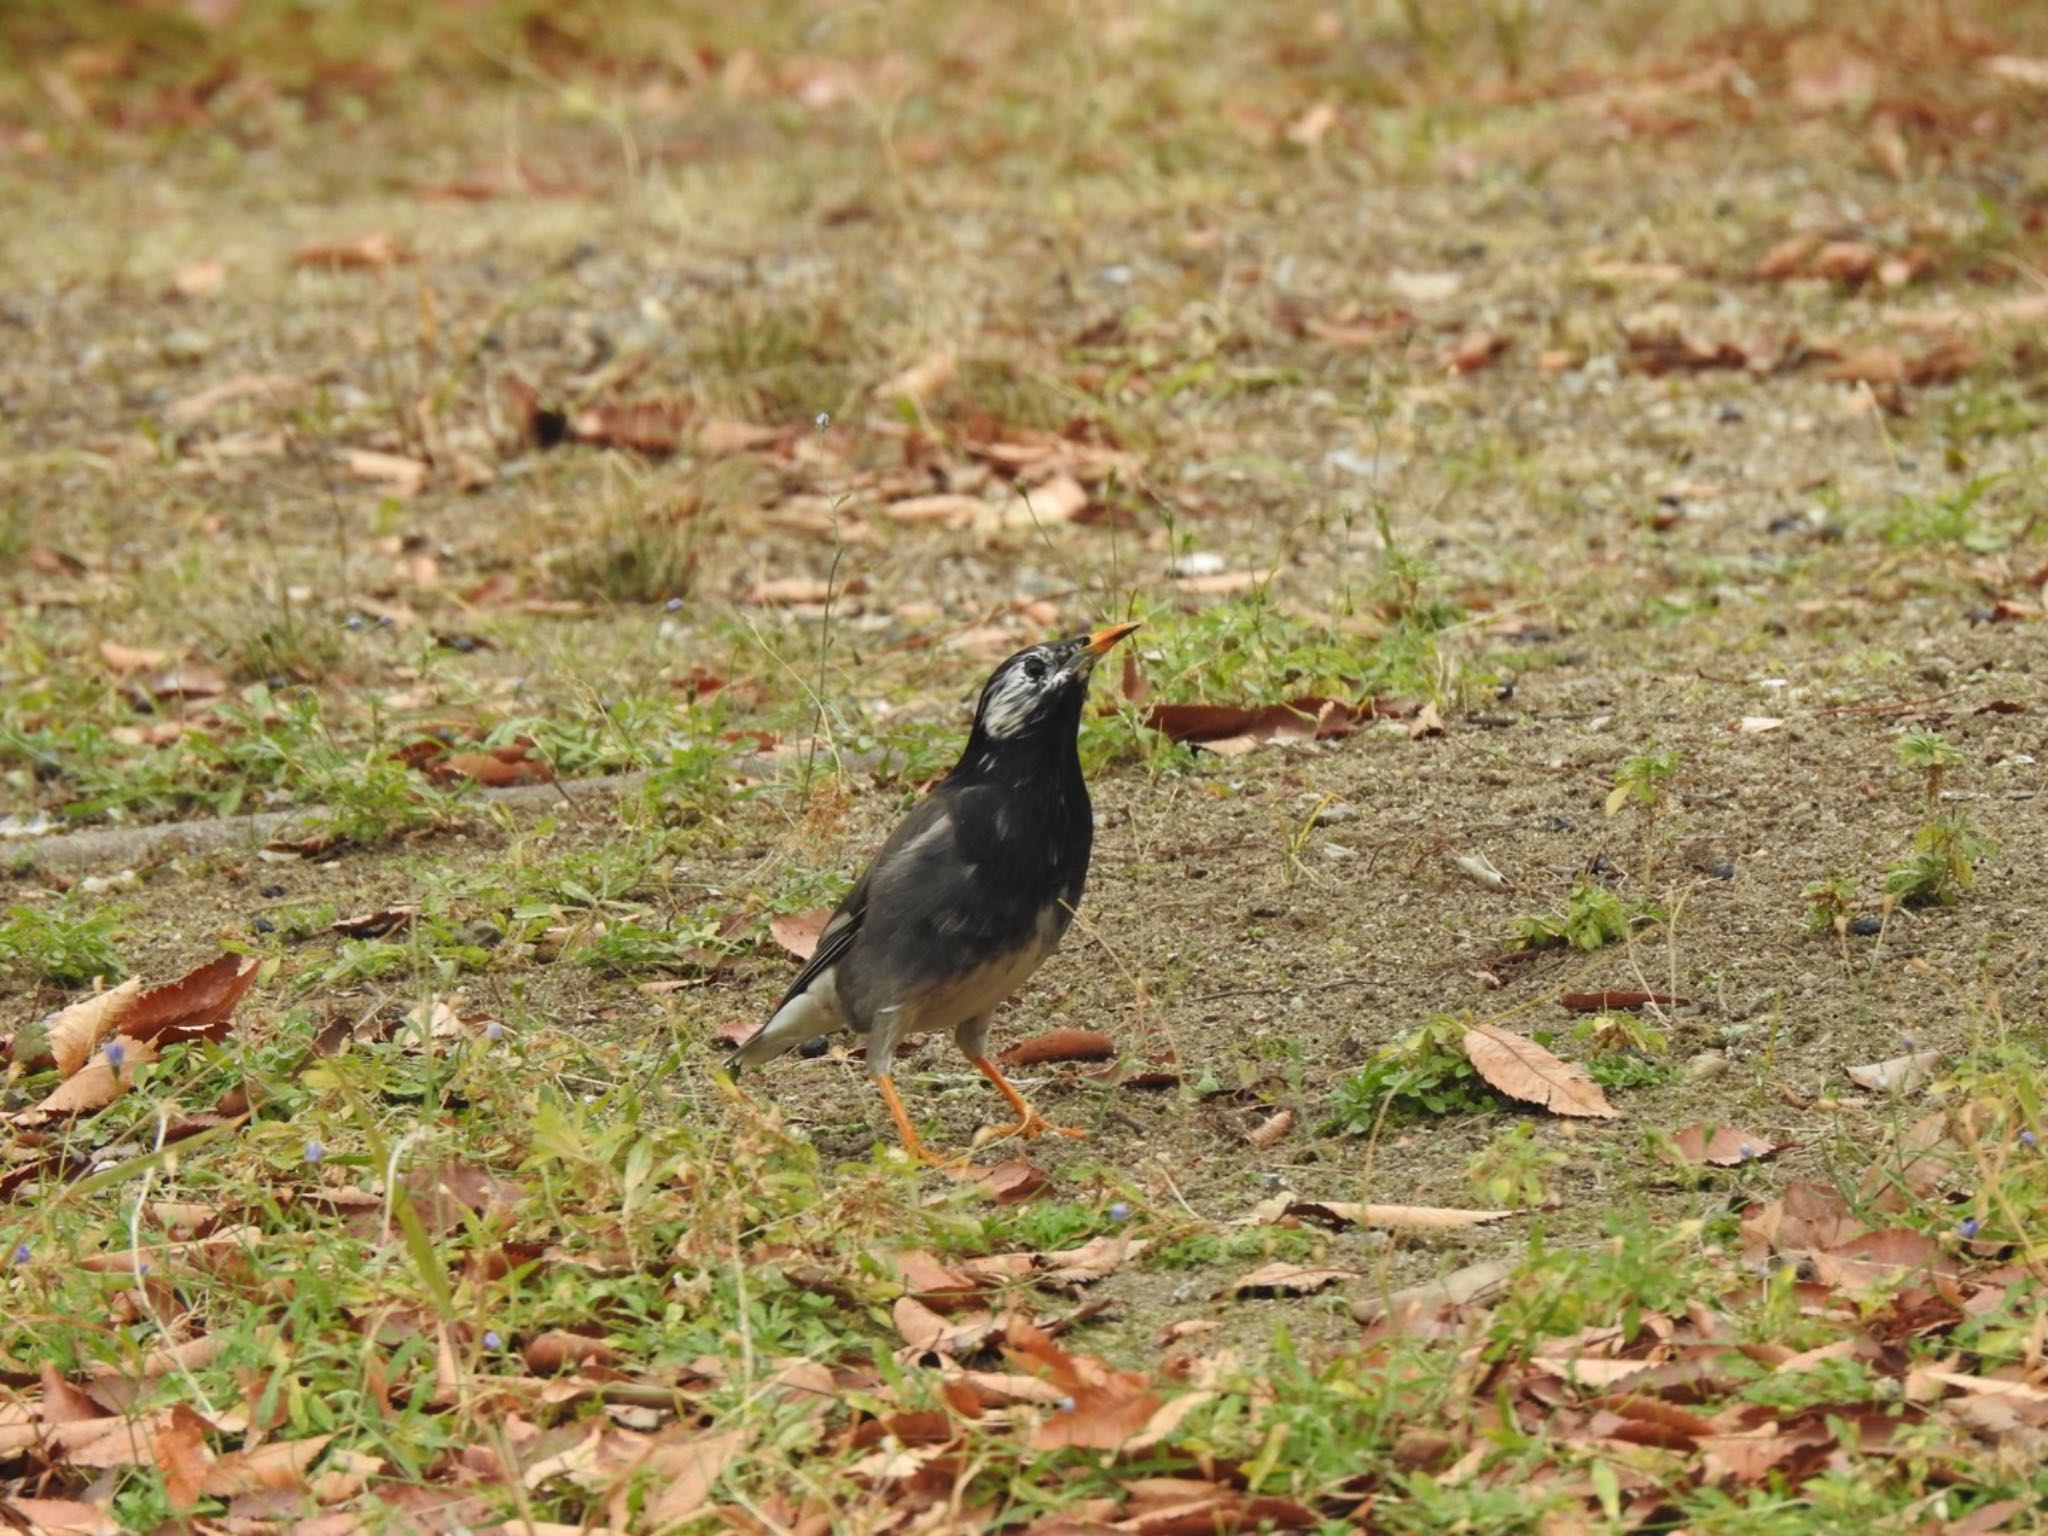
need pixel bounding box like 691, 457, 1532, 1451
260, 884, 287, 899
251, 917, 275, 935
1708, 861, 1735, 880
1849, 915, 1883, 937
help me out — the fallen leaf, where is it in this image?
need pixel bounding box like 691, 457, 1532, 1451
1668, 1123, 1781, 1167
643, 1427, 749, 1528
1408, 700, 1446, 739
1245, 1107, 1295, 1148
883, 494, 986, 529
345, 448, 428, 496
40, 979, 143, 1077
138, 660, 229, 701
1037, 1234, 1148, 1284
436, 745, 553, 787
1171, 569, 1267, 596
1981, 54, 2048, 88
957, 1159, 1049, 1204
1753, 234, 1821, 280
0, 1500, 121, 1535
1006, 1319, 1162, 1451
123, 954, 260, 1046
1813, 240, 1877, 285
744, 576, 869, 607
171, 259, 226, 299
874, 349, 956, 403
997, 1028, 1115, 1067
1443, 331, 1510, 374
1228, 1262, 1358, 1298
1283, 100, 1338, 148
892, 1297, 995, 1357
293, 232, 409, 270
1005, 473, 1089, 527
329, 906, 420, 940
1282, 1201, 1516, 1231
1351, 1256, 1516, 1322
523, 1331, 621, 1374
1143, 696, 1369, 754
151, 1403, 213, 1511
769, 909, 833, 961
197, 1433, 335, 1498
98, 641, 169, 672
694, 417, 784, 456
1463, 1024, 1620, 1118
1387, 269, 1461, 302
164, 371, 299, 424
1734, 715, 1786, 733
14, 1038, 160, 1125
1848, 1050, 1941, 1094
1557, 990, 1689, 1013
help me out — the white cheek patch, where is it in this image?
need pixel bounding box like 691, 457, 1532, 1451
978, 671, 1043, 739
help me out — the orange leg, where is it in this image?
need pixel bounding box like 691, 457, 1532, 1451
875, 1075, 962, 1168
970, 1056, 1086, 1142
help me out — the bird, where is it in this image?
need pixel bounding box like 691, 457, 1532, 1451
730, 620, 1141, 1165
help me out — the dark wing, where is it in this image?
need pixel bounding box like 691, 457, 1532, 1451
768, 870, 869, 1016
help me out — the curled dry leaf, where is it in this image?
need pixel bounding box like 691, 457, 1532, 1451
1228, 1262, 1358, 1299
893, 1297, 995, 1357
1848, 1050, 1941, 1094
97, 640, 168, 672
197, 1433, 335, 1499
1669, 1122, 1781, 1167
1036, 1233, 1147, 1284
331, 905, 420, 939
873, 349, 956, 403
997, 1028, 1115, 1067
1006, 1318, 1162, 1452
955, 1158, 1049, 1205
1245, 1106, 1295, 1148
41, 978, 143, 1077
1463, 1023, 1620, 1119
292, 232, 409, 270
523, 1330, 621, 1375
769, 908, 834, 961
0, 1501, 120, 1536
1734, 716, 1786, 733
1283, 1201, 1517, 1231
124, 953, 260, 1047
1443, 330, 1510, 374
1557, 990, 1690, 1013
14, 1037, 161, 1126
345, 448, 428, 496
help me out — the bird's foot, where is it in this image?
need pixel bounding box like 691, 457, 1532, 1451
982, 1111, 1087, 1143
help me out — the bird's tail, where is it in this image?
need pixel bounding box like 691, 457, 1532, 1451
730, 986, 836, 1073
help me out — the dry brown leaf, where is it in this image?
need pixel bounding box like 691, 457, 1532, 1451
1668, 1123, 1781, 1167
152, 1403, 214, 1511
1463, 1024, 1620, 1118
1733, 715, 1786, 733
1981, 54, 2048, 88
97, 641, 168, 672
1171, 569, 1267, 597
997, 1028, 1115, 1067
884, 494, 986, 529
331, 906, 420, 939
15, 1037, 160, 1125
769, 908, 833, 961
1143, 696, 1369, 755
957, 1159, 1049, 1204
744, 576, 869, 607
892, 1297, 995, 1357
124, 953, 260, 1046
0, 1499, 122, 1535
643, 1427, 749, 1528
1283, 1201, 1516, 1231
1284, 100, 1338, 148
345, 448, 428, 496
694, 418, 783, 456
43, 978, 143, 1077
1006, 1319, 1162, 1451
1228, 1262, 1358, 1298
1408, 700, 1446, 739
138, 660, 229, 700
1245, 1107, 1295, 1148
1557, 990, 1689, 1013
1005, 473, 1089, 527
1443, 330, 1510, 375
172, 259, 226, 299
164, 371, 299, 424
438, 747, 553, 787
523, 1331, 621, 1374
1037, 1233, 1147, 1284
1753, 234, 1820, 280
197, 1434, 334, 1498
293, 232, 409, 270
1848, 1050, 1941, 1094
874, 350, 956, 403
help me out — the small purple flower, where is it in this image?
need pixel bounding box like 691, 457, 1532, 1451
1738, 1144, 1757, 1161
136, 1261, 150, 1276
486, 1020, 505, 1042
304, 1141, 326, 1164
2022, 1130, 2038, 1149
103, 1040, 125, 1071
665, 597, 683, 613
344, 613, 365, 631
1108, 1202, 1131, 1223
11, 1243, 28, 1266
483, 1330, 503, 1351
1055, 1395, 1076, 1413
815, 412, 831, 431
1959, 1217, 1981, 1240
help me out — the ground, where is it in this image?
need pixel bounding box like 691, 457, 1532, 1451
3, 1, 2048, 1531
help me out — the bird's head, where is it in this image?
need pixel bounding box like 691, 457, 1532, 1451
965, 621, 1141, 751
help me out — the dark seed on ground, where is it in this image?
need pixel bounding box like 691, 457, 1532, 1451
260, 884, 286, 898
1709, 861, 1735, 880
251, 917, 275, 934
1850, 915, 1883, 936
1544, 815, 1577, 833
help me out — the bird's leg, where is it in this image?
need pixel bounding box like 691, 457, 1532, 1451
875, 1075, 963, 1168
970, 1056, 1086, 1141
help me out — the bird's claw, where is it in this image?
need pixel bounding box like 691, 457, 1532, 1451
988, 1113, 1086, 1143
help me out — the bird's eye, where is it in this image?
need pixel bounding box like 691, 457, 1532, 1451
1021, 655, 1048, 682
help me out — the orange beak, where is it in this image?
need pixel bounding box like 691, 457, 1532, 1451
1083, 620, 1142, 655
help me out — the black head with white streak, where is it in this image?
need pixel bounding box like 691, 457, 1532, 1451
956, 622, 1140, 773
